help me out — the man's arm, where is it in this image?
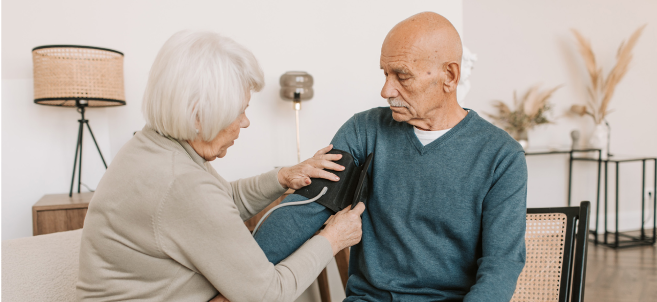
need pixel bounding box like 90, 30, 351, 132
464, 150, 527, 302
330, 115, 366, 165
254, 115, 365, 264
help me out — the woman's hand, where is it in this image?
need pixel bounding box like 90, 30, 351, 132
277, 145, 345, 190
319, 202, 366, 255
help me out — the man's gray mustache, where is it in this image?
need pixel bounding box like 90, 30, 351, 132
387, 98, 409, 108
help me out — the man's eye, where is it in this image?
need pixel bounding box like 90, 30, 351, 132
399, 77, 409, 81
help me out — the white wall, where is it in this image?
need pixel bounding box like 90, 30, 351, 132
1, 80, 111, 237
2, 1, 462, 301
463, 0, 657, 231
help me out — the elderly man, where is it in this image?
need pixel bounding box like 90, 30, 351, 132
255, 12, 526, 301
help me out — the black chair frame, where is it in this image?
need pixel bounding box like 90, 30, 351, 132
527, 201, 590, 302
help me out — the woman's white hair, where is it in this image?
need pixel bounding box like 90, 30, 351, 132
142, 30, 264, 141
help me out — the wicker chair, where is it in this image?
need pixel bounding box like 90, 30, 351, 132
512, 201, 590, 302
333, 201, 591, 302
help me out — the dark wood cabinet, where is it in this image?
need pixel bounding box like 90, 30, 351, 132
32, 192, 92, 236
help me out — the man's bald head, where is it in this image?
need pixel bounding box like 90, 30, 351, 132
380, 12, 466, 131
384, 12, 462, 67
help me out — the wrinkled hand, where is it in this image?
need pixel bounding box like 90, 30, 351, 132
319, 202, 365, 255
277, 145, 344, 190
209, 294, 230, 302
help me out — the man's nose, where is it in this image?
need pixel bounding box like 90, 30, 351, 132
381, 77, 399, 99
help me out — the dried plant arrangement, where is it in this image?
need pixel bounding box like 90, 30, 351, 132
569, 25, 646, 124
487, 84, 561, 140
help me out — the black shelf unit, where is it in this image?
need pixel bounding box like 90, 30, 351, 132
572, 155, 656, 248
524, 148, 656, 249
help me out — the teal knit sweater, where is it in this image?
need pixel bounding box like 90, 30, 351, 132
333, 108, 527, 302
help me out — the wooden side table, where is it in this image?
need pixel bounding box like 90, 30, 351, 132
32, 192, 93, 236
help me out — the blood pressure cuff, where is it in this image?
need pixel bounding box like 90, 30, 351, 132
295, 149, 374, 213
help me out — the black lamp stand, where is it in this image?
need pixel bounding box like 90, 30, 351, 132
69, 100, 108, 197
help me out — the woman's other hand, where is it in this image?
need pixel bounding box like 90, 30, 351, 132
319, 202, 365, 255
277, 145, 345, 190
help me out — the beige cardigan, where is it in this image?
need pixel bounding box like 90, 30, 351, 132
77, 126, 333, 302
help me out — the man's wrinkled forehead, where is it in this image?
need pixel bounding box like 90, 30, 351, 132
380, 44, 433, 74
380, 33, 443, 70
380, 58, 412, 75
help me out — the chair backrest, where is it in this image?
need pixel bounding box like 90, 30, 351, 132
1, 229, 82, 302
511, 201, 590, 302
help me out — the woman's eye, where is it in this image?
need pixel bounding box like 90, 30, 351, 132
399, 77, 409, 81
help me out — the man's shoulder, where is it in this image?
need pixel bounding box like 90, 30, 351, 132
331, 107, 395, 160
351, 107, 393, 124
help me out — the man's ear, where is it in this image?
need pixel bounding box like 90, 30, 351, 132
442, 61, 461, 93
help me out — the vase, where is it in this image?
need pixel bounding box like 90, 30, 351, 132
589, 123, 609, 159
513, 129, 529, 150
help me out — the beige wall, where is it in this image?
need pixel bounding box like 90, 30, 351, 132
2, 1, 462, 301
464, 0, 657, 230
2, 0, 462, 241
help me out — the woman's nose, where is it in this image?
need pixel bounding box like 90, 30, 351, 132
241, 115, 250, 128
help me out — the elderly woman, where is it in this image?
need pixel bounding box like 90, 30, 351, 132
77, 30, 365, 302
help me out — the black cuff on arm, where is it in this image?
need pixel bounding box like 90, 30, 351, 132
295, 149, 373, 213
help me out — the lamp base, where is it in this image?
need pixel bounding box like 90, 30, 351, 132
294, 100, 301, 164
69, 102, 108, 197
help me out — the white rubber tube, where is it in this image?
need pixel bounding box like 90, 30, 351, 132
252, 187, 328, 237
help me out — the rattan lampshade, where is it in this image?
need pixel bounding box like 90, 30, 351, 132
32, 45, 126, 107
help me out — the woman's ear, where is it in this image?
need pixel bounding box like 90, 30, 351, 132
193, 119, 203, 139
442, 61, 461, 93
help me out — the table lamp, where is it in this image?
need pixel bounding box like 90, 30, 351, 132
32, 45, 126, 197
280, 71, 314, 163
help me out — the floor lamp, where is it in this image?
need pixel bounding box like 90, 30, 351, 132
280, 71, 314, 163
32, 45, 126, 197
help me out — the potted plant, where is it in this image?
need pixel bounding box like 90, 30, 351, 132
569, 25, 646, 158
487, 84, 561, 149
